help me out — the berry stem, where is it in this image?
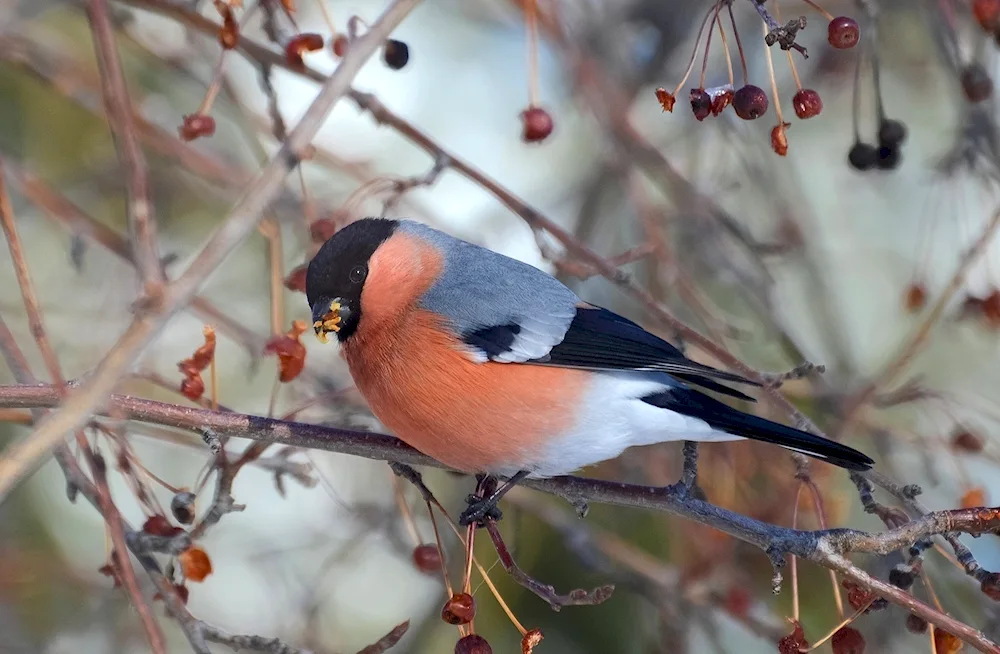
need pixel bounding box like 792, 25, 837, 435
799, 0, 835, 21
803, 480, 845, 620
699, 2, 724, 89
425, 500, 455, 597
851, 36, 864, 141
762, 17, 785, 124
314, 0, 337, 33
803, 600, 875, 651
670, 3, 720, 97
727, 1, 749, 85
391, 474, 423, 546
772, 1, 803, 89
791, 484, 803, 622
716, 13, 735, 87
525, 0, 540, 106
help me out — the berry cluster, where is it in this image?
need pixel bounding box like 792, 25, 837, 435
654, 0, 860, 157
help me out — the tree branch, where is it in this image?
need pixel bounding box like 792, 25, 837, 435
2, 382, 1000, 651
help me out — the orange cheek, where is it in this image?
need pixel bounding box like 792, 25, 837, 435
341, 310, 588, 473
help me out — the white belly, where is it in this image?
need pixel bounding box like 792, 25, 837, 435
515, 371, 743, 479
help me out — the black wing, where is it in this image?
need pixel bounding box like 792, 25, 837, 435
527, 306, 762, 401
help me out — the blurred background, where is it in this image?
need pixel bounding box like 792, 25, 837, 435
2, 0, 1000, 652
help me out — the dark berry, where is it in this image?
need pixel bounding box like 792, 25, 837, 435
904, 283, 927, 312
689, 88, 712, 121
952, 428, 984, 452
521, 106, 554, 143
710, 88, 733, 116
441, 592, 476, 625
831, 627, 865, 654
961, 63, 994, 103
792, 89, 823, 119
848, 142, 878, 171
906, 614, 928, 634
170, 491, 197, 525
828, 16, 860, 49
732, 85, 768, 120
876, 145, 901, 170
455, 634, 492, 654
412, 544, 442, 574
383, 39, 409, 70
888, 567, 914, 590
878, 119, 907, 147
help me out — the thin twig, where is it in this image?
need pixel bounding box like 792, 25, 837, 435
85, 0, 165, 290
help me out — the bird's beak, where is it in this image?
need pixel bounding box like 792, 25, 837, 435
311, 297, 352, 343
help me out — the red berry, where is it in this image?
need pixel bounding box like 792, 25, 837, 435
974, 0, 1000, 31
828, 16, 860, 49
962, 63, 994, 103
455, 634, 492, 654
283, 265, 308, 293
732, 85, 768, 120
412, 544, 442, 574
831, 627, 865, 654
905, 613, 928, 634
778, 621, 808, 654
332, 34, 349, 57
521, 106, 554, 143
143, 515, 183, 537
689, 88, 711, 121
441, 592, 476, 625
792, 89, 822, 119
952, 428, 984, 453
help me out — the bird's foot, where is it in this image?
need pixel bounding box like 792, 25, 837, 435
459, 494, 503, 527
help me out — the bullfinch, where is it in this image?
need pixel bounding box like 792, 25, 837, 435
306, 218, 873, 524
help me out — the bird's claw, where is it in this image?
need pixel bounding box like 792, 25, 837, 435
459, 495, 503, 527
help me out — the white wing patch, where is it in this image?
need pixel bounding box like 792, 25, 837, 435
489, 310, 575, 363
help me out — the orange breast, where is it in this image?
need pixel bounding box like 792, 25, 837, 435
341, 309, 589, 473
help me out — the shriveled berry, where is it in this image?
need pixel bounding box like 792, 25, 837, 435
219, 7, 239, 49
143, 515, 183, 537
283, 265, 307, 293
778, 620, 808, 654
828, 16, 860, 49
904, 613, 927, 634
285, 33, 324, 69
178, 114, 216, 141
878, 119, 907, 147
310, 218, 338, 243
521, 628, 543, 653
655, 87, 676, 112
332, 34, 349, 57
441, 592, 476, 625
771, 122, 790, 156
689, 88, 712, 121
952, 428, 984, 453
733, 84, 768, 120
710, 88, 733, 116
171, 491, 197, 525
973, 0, 1000, 31
934, 629, 962, 654
383, 39, 409, 70
178, 546, 213, 582
848, 142, 878, 171
983, 289, 1000, 327
904, 283, 927, 312
412, 544, 442, 574
792, 89, 822, 119
981, 572, 1000, 600
961, 63, 994, 103
831, 627, 865, 654
455, 634, 492, 654
521, 106, 554, 143
180, 374, 205, 401
961, 487, 986, 508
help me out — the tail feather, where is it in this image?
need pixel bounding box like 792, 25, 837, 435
642, 389, 874, 471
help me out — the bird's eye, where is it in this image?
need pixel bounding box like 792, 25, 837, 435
349, 265, 367, 283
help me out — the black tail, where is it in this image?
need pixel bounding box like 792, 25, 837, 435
642, 389, 874, 471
